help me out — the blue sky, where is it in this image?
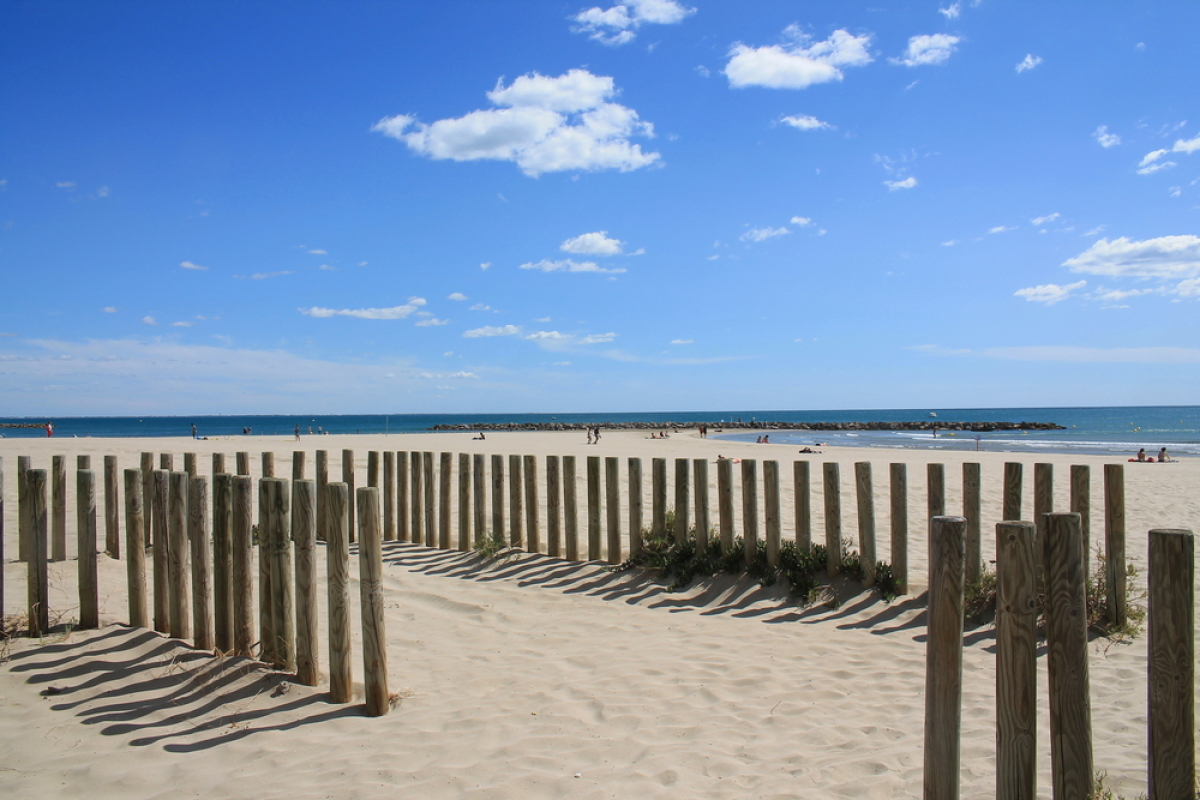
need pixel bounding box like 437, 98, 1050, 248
2, 0, 1199, 416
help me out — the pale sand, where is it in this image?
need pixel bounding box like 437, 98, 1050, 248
2, 430, 1197, 798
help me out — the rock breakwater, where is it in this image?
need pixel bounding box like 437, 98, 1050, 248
430, 420, 1064, 433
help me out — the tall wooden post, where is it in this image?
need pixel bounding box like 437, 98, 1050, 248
212, 452, 225, 477
292, 451, 305, 481
294, 479, 319, 687
651, 457, 667, 537
231, 475, 254, 657
1003, 462, 1023, 521
524, 454, 540, 554
25, 469, 50, 636
1147, 528, 1195, 799
316, 450, 329, 542
257, 476, 274, 662
927, 462, 945, 520
718, 457, 734, 552
439, 452, 452, 549
325, 482, 353, 703
78, 454, 91, 470
693, 458, 710, 552
396, 451, 409, 542
104, 455, 120, 557
962, 463, 982, 587
236, 451, 249, 476
793, 460, 811, 552
1034, 463, 1053, 576
823, 463, 842, 576
77, 469, 99, 630
383, 451, 395, 541
367, 451, 379, 489
141, 452, 154, 549
189, 475, 213, 651
472, 453, 485, 547
357, 487, 389, 717
741, 459, 758, 567
546, 456, 562, 557
854, 462, 876, 587
1103, 464, 1126, 628
490, 454, 504, 548
343, 449, 356, 543
763, 460, 780, 569
586, 456, 601, 560
264, 477, 295, 671
160, 453, 174, 471
996, 521, 1037, 800
261, 451, 275, 478
563, 456, 578, 561
675, 458, 691, 546
1070, 465, 1090, 578
184, 452, 197, 477
627, 457, 642, 559
458, 453, 471, 551
508, 454, 523, 549
152, 469, 169, 633
422, 452, 435, 547
52, 455, 67, 561
411, 451, 423, 545
17, 455, 31, 562
890, 463, 908, 596
168, 471, 191, 640
923, 516, 965, 800
1044, 512, 1092, 800
605, 457, 620, 564
124, 468, 147, 628
213, 473, 234, 651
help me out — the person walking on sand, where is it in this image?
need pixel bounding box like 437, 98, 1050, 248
295, 424, 301, 441
45, 421, 54, 437
191, 423, 198, 439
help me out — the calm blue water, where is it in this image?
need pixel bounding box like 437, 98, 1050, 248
1, 407, 1196, 457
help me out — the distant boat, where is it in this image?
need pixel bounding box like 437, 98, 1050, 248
929, 412, 938, 418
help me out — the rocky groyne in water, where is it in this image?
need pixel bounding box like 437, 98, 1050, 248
430, 420, 1065, 433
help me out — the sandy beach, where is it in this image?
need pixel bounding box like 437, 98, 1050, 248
2, 429, 1197, 798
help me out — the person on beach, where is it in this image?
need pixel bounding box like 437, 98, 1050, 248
1136, 448, 1147, 462
587, 429, 593, 445
294, 424, 301, 441
191, 423, 198, 439
45, 421, 54, 437
1158, 447, 1171, 462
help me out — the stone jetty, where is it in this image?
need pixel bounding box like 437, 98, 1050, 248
430, 420, 1064, 433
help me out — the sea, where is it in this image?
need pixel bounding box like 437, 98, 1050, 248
0, 406, 1197, 458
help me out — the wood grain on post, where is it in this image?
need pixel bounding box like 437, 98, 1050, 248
78, 454, 91, 470
212, 452, 225, 477
189, 475, 213, 651
141, 452, 154, 549
269, 477, 295, 671
1103, 464, 1126, 628
411, 451, 423, 545
741, 459, 758, 567
854, 462, 876, 587
627, 457, 642, 559
17, 455, 30, 562
472, 453, 485, 548
890, 464, 908, 596
261, 451, 275, 479
367, 451, 379, 488
763, 460, 780, 569
547, 456, 562, 557
293, 479, 319, 687
383, 451, 395, 541
1044, 512, 1092, 800
293, 450, 305, 481
160, 453, 174, 471
458, 453, 471, 551
1034, 463, 1053, 576
675, 458, 691, 547
793, 460, 811, 552
439, 452, 453, 549
1002, 462, 1023, 522
258, 476, 274, 663
927, 462, 945, 520
213, 473, 234, 652
491, 454, 504, 548
325, 482, 353, 703
357, 487, 389, 716
508, 454, 523, 548
694, 458, 710, 552
651, 457, 667, 537
1069, 465, 1090, 578
316, 450, 329, 542
423, 452, 435, 547
718, 457, 734, 552
152, 469, 169, 633
184, 452, 197, 477
77, 469, 99, 629
995, 521, 1038, 800
168, 471, 191, 640
231, 475, 254, 657
397, 451, 409, 543
25, 469, 50, 636
963, 463, 982, 587
236, 451, 249, 476
823, 463, 842, 576
563, 456, 578, 561
104, 455, 120, 557
605, 457, 620, 564
343, 449, 356, 543
124, 468, 147, 628
52, 455, 66, 561
923, 516, 966, 800
525, 454, 540, 553
1147, 528, 1195, 800
586, 456, 601, 560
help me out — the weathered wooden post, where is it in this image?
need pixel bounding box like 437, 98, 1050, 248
212, 452, 225, 476
546, 456, 562, 557
763, 460, 781, 569
396, 451, 409, 542
891, 463, 908, 596
675, 458, 691, 547
490, 454, 504, 547
77, 454, 91, 470
293, 479, 318, 687
1034, 463, 1053, 576
962, 463, 981, 587
262, 451, 275, 478
343, 449, 356, 543
854, 462, 876, 587
524, 454, 540, 554
718, 457, 734, 552
77, 468, 99, 630
651, 457, 667, 537
472, 453, 485, 547
232, 475, 254, 657
17, 455, 31, 562
996, 521, 1037, 800
265, 477, 295, 671
587, 456, 601, 560
823, 463, 842, 576
1070, 465, 1090, 577
104, 455, 119, 557
213, 473, 234, 651
160, 453, 174, 471
124, 468, 147, 628
793, 460, 811, 552
605, 457, 620, 564
923, 516, 966, 800
741, 459, 758, 567
52, 455, 67, 561
927, 462, 945, 519
411, 451, 423, 545
25, 469, 50, 636
563, 455, 578, 561
1044, 512, 1092, 800
367, 450, 379, 489
152, 469, 170, 633
1147, 528, 1195, 799
383, 451, 395, 541
439, 452, 452, 549
141, 452, 155, 548
189, 475, 213, 651
184, 452, 197, 476
258, 476, 274, 661
168, 471, 191, 640
236, 451, 249, 476
627, 457, 642, 559
458, 453, 471, 551
508, 454, 523, 548
1103, 464, 1126, 628
325, 482, 353, 703
316, 450, 329, 542
422, 452, 436, 547
357, 486, 389, 717
694, 458, 710, 552
1003, 462, 1023, 521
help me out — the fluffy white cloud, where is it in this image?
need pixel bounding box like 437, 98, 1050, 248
415, 318, 450, 327
989, 225, 1016, 234
780, 114, 833, 131
142, 316, 157, 325
308, 249, 327, 255
670, 339, 693, 345
741, 226, 789, 242
1093, 125, 1120, 148
561, 231, 625, 255
171, 321, 194, 328
1031, 213, 1060, 226
526, 330, 569, 340
372, 69, 659, 177
790, 216, 813, 226
571, 0, 696, 46
892, 34, 961, 67
725, 27, 872, 89
1014, 280, 1086, 305
581, 332, 617, 344
448, 292, 469, 301
519, 258, 627, 274
885, 177, 918, 190
938, 3, 961, 19
300, 297, 427, 320
1016, 54, 1042, 73
464, 324, 522, 338
1172, 133, 1200, 154
1064, 235, 1200, 278
56, 181, 76, 189
1135, 135, 1200, 176
180, 261, 208, 271
249, 271, 292, 280
103, 306, 117, 313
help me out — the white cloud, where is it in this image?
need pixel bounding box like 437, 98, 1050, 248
142, 316, 157, 326
885, 177, 918, 191
1137, 161, 1176, 176
300, 297, 427, 320
741, 226, 790, 242
56, 181, 76, 189
561, 231, 625, 255
96, 186, 110, 198
469, 303, 494, 311
1083, 225, 1106, 237
1094, 287, 1158, 303
670, 339, 693, 345
249, 271, 292, 280
892, 34, 961, 67
1064, 235, 1200, 278
571, 0, 696, 46
1135, 135, 1200, 175
580, 332, 617, 344
372, 69, 660, 177
938, 3, 961, 19
1093, 125, 1120, 148
103, 306, 117, 313
171, 321, 194, 327
942, 240, 958, 247
480, 262, 491, 270
180, 260, 208, 271
463, 324, 522, 338
1014, 280, 1086, 305
519, 258, 627, 274
988, 225, 1016, 234
1015, 54, 1042, 73
790, 216, 813, 226
448, 292, 469, 301
1168, 186, 1181, 198
724, 27, 873, 89
415, 318, 450, 327
319, 264, 336, 271
1030, 213, 1060, 226
1172, 133, 1200, 154
780, 114, 833, 131
308, 249, 328, 255
525, 330, 569, 340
